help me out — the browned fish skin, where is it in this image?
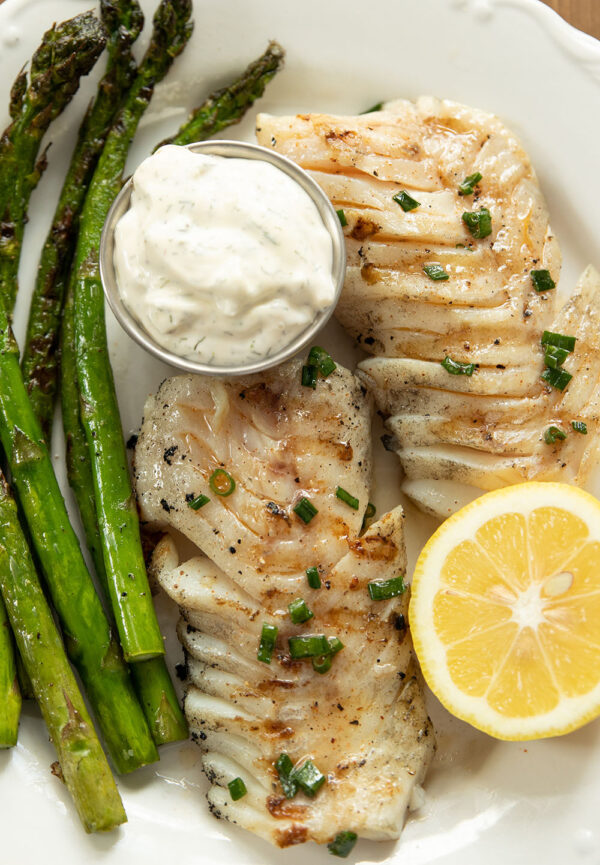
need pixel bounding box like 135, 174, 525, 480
135, 360, 434, 847
257, 102, 600, 516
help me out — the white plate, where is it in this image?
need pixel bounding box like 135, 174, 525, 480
1, 0, 600, 862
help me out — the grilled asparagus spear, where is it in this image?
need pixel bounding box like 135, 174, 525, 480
0, 11, 107, 315
0, 472, 126, 832
71, 0, 193, 663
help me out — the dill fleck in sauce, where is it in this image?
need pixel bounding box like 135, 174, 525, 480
113, 145, 336, 366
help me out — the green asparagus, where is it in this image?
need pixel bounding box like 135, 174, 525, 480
0, 315, 158, 773
164, 40, 284, 147
72, 0, 192, 663
0, 12, 107, 315
20, 0, 143, 438
0, 471, 126, 832
0, 589, 20, 748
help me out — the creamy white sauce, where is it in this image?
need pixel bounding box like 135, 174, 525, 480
113, 145, 335, 367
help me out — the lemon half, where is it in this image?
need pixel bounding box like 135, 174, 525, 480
410, 482, 600, 740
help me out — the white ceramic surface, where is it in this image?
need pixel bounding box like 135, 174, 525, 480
1, 1, 600, 863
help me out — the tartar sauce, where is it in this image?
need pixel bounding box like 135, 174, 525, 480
113, 145, 336, 367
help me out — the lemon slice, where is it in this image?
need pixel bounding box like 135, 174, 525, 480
410, 482, 600, 740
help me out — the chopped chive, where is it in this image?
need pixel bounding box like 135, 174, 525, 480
293, 497, 318, 524
544, 345, 570, 369
544, 426, 567, 445
306, 566, 322, 589
362, 101, 383, 113
275, 753, 298, 798
257, 623, 278, 664
326, 636, 344, 655
541, 331, 576, 352
209, 468, 235, 497
531, 269, 556, 293
393, 190, 421, 212
187, 493, 210, 510
336, 208, 347, 227
572, 420, 588, 434
423, 263, 449, 281
288, 634, 330, 659
302, 364, 318, 389
541, 367, 572, 391
312, 654, 332, 674
335, 486, 359, 510
328, 831, 358, 858
227, 777, 247, 800
361, 501, 376, 532
308, 346, 336, 377
441, 356, 475, 376
458, 171, 482, 196
462, 207, 492, 238
292, 759, 326, 797
368, 575, 407, 601
288, 598, 314, 624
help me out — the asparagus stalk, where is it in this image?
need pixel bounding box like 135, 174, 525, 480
61, 287, 188, 745
163, 40, 284, 147
0, 317, 158, 773
0, 590, 20, 748
0, 472, 126, 832
20, 0, 144, 438
0, 12, 107, 315
72, 0, 192, 663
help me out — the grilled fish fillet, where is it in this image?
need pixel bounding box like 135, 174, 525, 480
135, 360, 434, 848
257, 101, 600, 517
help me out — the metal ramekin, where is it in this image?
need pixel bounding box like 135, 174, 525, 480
99, 140, 346, 376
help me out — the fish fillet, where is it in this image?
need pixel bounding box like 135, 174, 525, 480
257, 101, 600, 517
135, 360, 434, 848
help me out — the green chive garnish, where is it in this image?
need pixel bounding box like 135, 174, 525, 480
336, 208, 347, 227
288, 634, 330, 659
288, 598, 314, 624
365, 502, 376, 519
187, 493, 210, 510
312, 654, 332, 674
393, 190, 421, 212
308, 346, 336, 377
541, 331, 576, 352
368, 575, 407, 601
306, 566, 322, 589
541, 367, 572, 391
327, 636, 344, 655
458, 171, 482, 196
293, 497, 318, 524
302, 364, 318, 389
544, 426, 567, 445
335, 486, 359, 510
441, 356, 475, 376
275, 753, 298, 798
362, 101, 383, 113
209, 468, 235, 497
531, 269, 556, 293
572, 420, 588, 434
462, 207, 492, 238
227, 777, 247, 800
257, 623, 278, 664
328, 831, 358, 858
423, 263, 449, 281
544, 345, 570, 369
292, 759, 326, 797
